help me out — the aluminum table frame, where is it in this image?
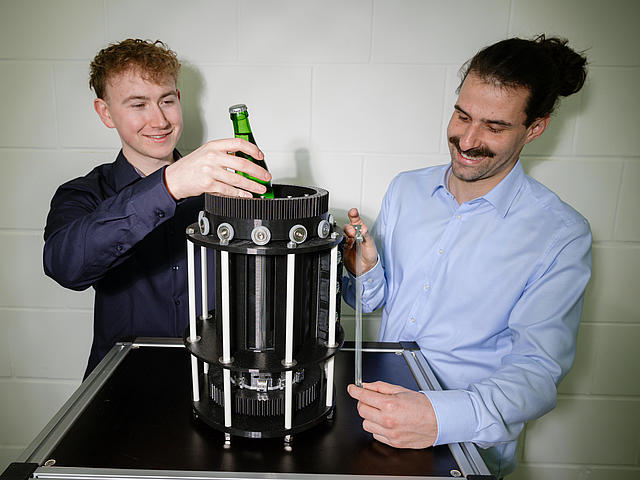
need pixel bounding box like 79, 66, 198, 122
7, 338, 493, 480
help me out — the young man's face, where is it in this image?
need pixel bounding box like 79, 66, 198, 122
446, 72, 547, 190
94, 69, 183, 168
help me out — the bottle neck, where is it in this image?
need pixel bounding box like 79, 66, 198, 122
231, 112, 252, 136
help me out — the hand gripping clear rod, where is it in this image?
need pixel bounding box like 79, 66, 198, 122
354, 225, 364, 388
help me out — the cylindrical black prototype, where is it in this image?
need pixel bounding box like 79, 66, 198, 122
184, 185, 345, 439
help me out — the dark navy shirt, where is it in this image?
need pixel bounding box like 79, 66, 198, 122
43, 151, 210, 376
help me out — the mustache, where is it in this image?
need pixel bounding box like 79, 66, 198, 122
449, 137, 495, 158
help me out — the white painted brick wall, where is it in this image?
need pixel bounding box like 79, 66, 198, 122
0, 0, 638, 478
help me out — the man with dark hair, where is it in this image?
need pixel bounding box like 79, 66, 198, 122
43, 39, 271, 376
343, 35, 591, 477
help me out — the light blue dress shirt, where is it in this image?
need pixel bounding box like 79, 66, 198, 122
343, 161, 592, 477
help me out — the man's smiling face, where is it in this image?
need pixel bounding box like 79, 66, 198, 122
446, 72, 546, 193
94, 68, 183, 169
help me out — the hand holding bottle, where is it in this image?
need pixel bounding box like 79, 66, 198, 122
229, 104, 275, 198
164, 138, 271, 200
343, 208, 379, 276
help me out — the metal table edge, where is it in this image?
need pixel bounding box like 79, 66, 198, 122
31, 466, 461, 480
18, 343, 133, 465
403, 351, 492, 477
14, 338, 492, 479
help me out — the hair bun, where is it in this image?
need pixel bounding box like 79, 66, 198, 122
536, 35, 588, 97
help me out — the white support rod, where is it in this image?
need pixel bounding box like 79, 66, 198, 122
328, 246, 338, 347
190, 355, 200, 402
200, 246, 209, 319
285, 370, 293, 430
221, 249, 232, 428
285, 254, 295, 364
325, 357, 334, 407
187, 240, 200, 401
187, 240, 197, 342
221, 250, 231, 363
284, 254, 295, 430
224, 369, 232, 427
326, 245, 338, 407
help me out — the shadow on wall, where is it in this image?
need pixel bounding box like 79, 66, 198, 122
521, 80, 589, 175
177, 62, 206, 153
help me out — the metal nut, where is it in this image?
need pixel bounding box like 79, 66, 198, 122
217, 223, 234, 244
289, 224, 307, 244
198, 211, 210, 235
251, 226, 271, 246
317, 219, 331, 239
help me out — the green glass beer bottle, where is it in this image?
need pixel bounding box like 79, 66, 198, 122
229, 104, 275, 199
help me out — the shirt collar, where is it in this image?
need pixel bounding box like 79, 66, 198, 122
109, 150, 181, 192
109, 150, 141, 192
482, 160, 524, 217
431, 164, 453, 197
431, 160, 525, 217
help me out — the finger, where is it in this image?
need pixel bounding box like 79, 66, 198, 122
213, 165, 269, 194
362, 417, 392, 436
216, 137, 264, 161
348, 384, 390, 410
357, 402, 388, 427
343, 223, 356, 238
207, 184, 254, 198
372, 433, 393, 447
363, 381, 410, 395
223, 154, 272, 183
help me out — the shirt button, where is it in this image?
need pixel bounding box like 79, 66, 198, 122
174, 299, 181, 306
438, 249, 444, 255
410, 317, 416, 324
115, 243, 123, 252
424, 283, 430, 290
156, 209, 165, 218
456, 215, 462, 220
172, 266, 179, 271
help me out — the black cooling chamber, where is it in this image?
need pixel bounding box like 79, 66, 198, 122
183, 185, 345, 440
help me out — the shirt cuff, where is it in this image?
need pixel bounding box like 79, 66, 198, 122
422, 389, 477, 446
345, 256, 381, 281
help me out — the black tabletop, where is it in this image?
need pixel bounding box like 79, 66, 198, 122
47, 345, 459, 477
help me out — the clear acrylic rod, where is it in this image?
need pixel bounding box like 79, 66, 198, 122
354, 225, 363, 388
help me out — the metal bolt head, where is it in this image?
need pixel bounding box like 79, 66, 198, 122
217, 222, 235, 243
317, 219, 331, 239
251, 225, 271, 246
289, 224, 307, 244
186, 227, 195, 235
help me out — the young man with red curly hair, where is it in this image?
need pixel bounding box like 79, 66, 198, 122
44, 39, 270, 376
